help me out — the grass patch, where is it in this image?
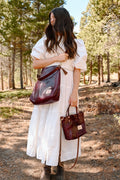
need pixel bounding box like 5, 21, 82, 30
0, 107, 22, 119
0, 89, 32, 100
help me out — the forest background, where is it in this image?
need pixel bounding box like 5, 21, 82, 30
0, 1, 120, 179
0, 0, 120, 90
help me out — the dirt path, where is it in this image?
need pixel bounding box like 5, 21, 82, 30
0, 85, 120, 180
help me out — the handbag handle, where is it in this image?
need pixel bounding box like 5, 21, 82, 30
66, 105, 79, 116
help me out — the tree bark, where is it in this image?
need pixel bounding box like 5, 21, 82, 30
89, 60, 92, 84
83, 72, 86, 84
0, 45, 4, 90
20, 40, 24, 89
29, 55, 32, 86
37, 1, 41, 75
118, 67, 120, 81
100, 55, 104, 82
98, 55, 101, 86
106, 52, 110, 82
8, 57, 12, 89
11, 42, 16, 89
0, 62, 4, 90
25, 61, 28, 86
118, 62, 120, 81
117, 0, 119, 5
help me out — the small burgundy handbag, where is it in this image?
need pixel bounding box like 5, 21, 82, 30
59, 106, 86, 169
61, 106, 86, 140
30, 65, 61, 105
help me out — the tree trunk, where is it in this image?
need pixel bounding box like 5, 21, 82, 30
29, 58, 32, 86
37, 1, 41, 75
118, 64, 120, 81
25, 62, 28, 86
106, 52, 110, 82
0, 62, 4, 90
98, 55, 101, 86
8, 57, 12, 89
89, 60, 92, 84
11, 42, 16, 89
100, 55, 104, 82
20, 40, 24, 89
28, 40, 32, 87
83, 72, 86, 84
0, 45, 4, 90
117, 0, 119, 5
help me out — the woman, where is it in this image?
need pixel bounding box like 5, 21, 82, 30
26, 7, 87, 180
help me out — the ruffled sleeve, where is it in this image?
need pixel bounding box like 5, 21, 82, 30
73, 39, 87, 72
31, 36, 46, 60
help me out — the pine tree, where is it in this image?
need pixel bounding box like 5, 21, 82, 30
0, 0, 65, 90
78, 0, 120, 84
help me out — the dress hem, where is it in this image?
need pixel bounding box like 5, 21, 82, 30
26, 151, 81, 166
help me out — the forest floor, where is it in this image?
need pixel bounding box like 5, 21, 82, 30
0, 83, 120, 180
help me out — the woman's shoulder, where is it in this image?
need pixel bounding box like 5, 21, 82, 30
75, 38, 85, 46
36, 35, 46, 44
33, 35, 47, 49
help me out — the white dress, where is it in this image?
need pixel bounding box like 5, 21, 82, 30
26, 36, 87, 166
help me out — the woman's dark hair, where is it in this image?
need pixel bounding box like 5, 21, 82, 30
45, 7, 77, 59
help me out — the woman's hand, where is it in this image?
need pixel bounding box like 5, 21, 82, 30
69, 91, 78, 107
56, 53, 69, 62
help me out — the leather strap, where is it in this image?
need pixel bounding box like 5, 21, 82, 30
38, 65, 67, 81
66, 105, 78, 116
60, 67, 68, 75
59, 116, 80, 169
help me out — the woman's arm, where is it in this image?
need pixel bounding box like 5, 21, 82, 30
69, 68, 81, 106
32, 53, 68, 69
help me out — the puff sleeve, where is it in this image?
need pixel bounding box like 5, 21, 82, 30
31, 36, 46, 60
73, 39, 87, 72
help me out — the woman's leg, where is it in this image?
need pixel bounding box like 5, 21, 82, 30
55, 162, 65, 180
50, 163, 65, 180
40, 165, 51, 180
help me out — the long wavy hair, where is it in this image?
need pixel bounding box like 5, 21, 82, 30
45, 7, 77, 59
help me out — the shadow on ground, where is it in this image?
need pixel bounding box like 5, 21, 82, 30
0, 85, 120, 180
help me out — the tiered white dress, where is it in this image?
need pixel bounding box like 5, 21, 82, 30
26, 36, 87, 166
